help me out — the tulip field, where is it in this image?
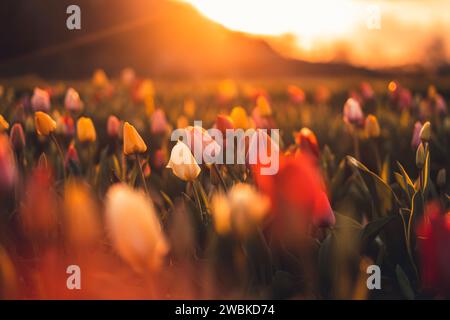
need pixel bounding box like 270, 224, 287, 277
0, 71, 449, 300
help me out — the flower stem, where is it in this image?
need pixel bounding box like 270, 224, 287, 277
50, 133, 66, 181
213, 163, 227, 191
135, 154, 149, 195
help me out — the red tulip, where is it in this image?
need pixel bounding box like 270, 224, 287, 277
418, 202, 450, 297
9, 123, 26, 151
107, 115, 121, 139
215, 114, 234, 135
253, 154, 335, 229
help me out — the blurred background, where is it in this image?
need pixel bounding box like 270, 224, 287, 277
1, 0, 449, 79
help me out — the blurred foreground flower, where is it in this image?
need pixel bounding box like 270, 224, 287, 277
418, 202, 450, 297
211, 183, 269, 237
254, 154, 335, 230
31, 87, 51, 112
105, 183, 169, 273
34, 111, 56, 136
123, 122, 147, 155
166, 140, 200, 181
64, 180, 101, 248
77, 117, 96, 143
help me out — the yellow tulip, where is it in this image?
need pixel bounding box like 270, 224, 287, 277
34, 111, 56, 136
92, 69, 109, 87
230, 106, 250, 129
419, 121, 431, 143
77, 117, 96, 142
123, 122, 147, 155
0, 115, 9, 132
365, 114, 380, 138
166, 140, 201, 181
256, 95, 272, 116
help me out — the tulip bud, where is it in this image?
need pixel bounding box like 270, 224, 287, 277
150, 109, 170, 135
107, 115, 121, 139
416, 143, 425, 169
92, 69, 109, 88
0, 134, 17, 191
176, 115, 189, 129
294, 127, 319, 159
183, 98, 196, 118
31, 87, 51, 112
9, 123, 25, 151
76, 117, 96, 143
419, 121, 431, 143
256, 95, 272, 116
64, 88, 83, 112
123, 122, 147, 155
437, 169, 446, 188
0, 115, 9, 132
230, 106, 250, 129
166, 140, 201, 181
365, 114, 381, 138
121, 67, 136, 86
34, 111, 56, 136
64, 143, 79, 170
215, 114, 234, 135
411, 121, 422, 149
343, 98, 364, 126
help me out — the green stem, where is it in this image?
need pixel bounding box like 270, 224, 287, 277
135, 154, 149, 195
50, 133, 66, 181
213, 163, 227, 191
191, 180, 204, 221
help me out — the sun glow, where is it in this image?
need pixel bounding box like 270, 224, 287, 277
181, 0, 357, 49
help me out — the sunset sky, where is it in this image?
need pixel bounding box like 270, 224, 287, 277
181, 0, 450, 68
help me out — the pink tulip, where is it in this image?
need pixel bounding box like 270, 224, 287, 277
31, 87, 51, 112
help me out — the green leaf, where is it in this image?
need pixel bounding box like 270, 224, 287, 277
334, 212, 363, 230
160, 190, 175, 210
360, 215, 396, 248
395, 265, 415, 300
381, 156, 390, 184
347, 156, 399, 218
422, 150, 430, 196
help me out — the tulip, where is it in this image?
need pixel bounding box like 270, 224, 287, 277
123, 122, 147, 155
255, 95, 272, 116
64, 143, 79, 170
211, 183, 269, 237
294, 127, 319, 159
0, 134, 17, 191
31, 87, 51, 112
343, 98, 364, 126
417, 202, 450, 297
215, 114, 234, 135
150, 109, 170, 135
59, 115, 75, 137
230, 106, 250, 129
182, 125, 221, 164
34, 111, 56, 136
287, 85, 305, 104
136, 79, 155, 101
411, 121, 422, 149
360, 82, 374, 100
105, 183, 169, 273
365, 114, 380, 138
92, 69, 109, 88
121, 67, 136, 86
166, 140, 201, 181
419, 121, 431, 143
64, 88, 83, 112
76, 117, 96, 143
416, 142, 425, 169
0, 115, 9, 132
253, 154, 335, 229
9, 123, 25, 151
315, 85, 331, 104
183, 98, 196, 118
176, 115, 189, 129
107, 115, 121, 139
217, 79, 237, 102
